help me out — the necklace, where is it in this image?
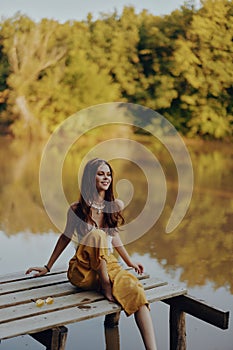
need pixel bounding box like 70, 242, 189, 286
90, 200, 105, 214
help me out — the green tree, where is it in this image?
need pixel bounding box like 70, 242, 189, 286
172, 0, 233, 138
87, 7, 145, 100
137, 6, 195, 132
1, 3, 233, 140
32, 20, 120, 133
0, 30, 10, 133
0, 14, 121, 137
1, 15, 68, 137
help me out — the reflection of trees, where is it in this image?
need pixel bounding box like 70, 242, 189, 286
0, 125, 132, 235
124, 143, 233, 293
126, 193, 233, 293
0, 139, 53, 234
0, 136, 232, 293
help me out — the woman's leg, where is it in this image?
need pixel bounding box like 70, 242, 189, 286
134, 305, 157, 350
97, 259, 115, 302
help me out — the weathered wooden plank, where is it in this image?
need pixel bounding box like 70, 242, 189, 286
0, 290, 101, 323
0, 266, 67, 284
0, 276, 163, 309
141, 277, 167, 290
0, 266, 146, 284
164, 295, 230, 330
0, 283, 187, 340
0, 299, 122, 340
0, 278, 166, 323
0, 282, 76, 308
145, 284, 187, 303
0, 270, 151, 295
0, 273, 68, 295
128, 270, 150, 280
170, 306, 186, 350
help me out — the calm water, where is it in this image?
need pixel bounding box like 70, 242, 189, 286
0, 134, 232, 350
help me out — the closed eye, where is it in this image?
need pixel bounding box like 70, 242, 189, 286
97, 172, 111, 176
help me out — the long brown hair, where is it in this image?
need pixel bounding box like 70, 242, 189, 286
72, 158, 124, 236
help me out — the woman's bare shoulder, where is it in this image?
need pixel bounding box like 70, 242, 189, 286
70, 202, 80, 212
114, 199, 124, 211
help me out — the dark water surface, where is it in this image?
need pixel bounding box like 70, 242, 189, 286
0, 134, 232, 350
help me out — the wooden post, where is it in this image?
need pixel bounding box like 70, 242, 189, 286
58, 327, 68, 350
104, 312, 121, 328
170, 306, 186, 350
30, 326, 68, 350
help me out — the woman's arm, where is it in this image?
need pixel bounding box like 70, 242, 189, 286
26, 234, 71, 276
112, 233, 144, 275
26, 206, 77, 277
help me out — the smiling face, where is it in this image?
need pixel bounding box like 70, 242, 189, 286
95, 163, 112, 193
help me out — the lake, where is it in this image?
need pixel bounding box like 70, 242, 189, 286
0, 132, 232, 350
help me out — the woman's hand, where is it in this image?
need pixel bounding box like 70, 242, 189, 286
25, 266, 48, 277
131, 262, 144, 275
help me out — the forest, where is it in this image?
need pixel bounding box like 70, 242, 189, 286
0, 0, 232, 140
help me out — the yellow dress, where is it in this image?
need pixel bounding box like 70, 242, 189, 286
67, 229, 149, 316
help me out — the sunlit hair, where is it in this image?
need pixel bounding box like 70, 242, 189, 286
72, 158, 124, 236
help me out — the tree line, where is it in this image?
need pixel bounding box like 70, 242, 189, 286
0, 0, 232, 139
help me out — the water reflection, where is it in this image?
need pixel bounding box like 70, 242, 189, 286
105, 327, 120, 350
0, 138, 54, 234
0, 134, 232, 295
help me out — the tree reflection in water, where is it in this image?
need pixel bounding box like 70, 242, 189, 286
0, 134, 232, 294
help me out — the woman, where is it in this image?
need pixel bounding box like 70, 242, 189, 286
26, 158, 157, 350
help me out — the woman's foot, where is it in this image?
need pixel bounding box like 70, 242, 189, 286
101, 281, 115, 302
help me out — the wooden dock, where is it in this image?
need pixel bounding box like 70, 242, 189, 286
0, 267, 230, 349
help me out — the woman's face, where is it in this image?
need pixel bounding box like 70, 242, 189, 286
95, 163, 112, 193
